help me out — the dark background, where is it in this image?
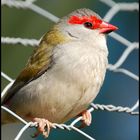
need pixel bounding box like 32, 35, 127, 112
1, 0, 139, 140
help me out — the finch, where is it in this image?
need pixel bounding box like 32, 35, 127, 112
2, 8, 118, 137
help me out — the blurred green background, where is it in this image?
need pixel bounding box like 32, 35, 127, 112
1, 0, 139, 140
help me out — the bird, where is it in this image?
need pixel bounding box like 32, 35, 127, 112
1, 8, 118, 138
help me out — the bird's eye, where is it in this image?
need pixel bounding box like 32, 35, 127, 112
84, 22, 93, 29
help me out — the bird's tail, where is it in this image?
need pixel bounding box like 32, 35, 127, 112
1, 107, 18, 125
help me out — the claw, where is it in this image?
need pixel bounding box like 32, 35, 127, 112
32, 118, 53, 138
82, 110, 92, 126
78, 110, 92, 129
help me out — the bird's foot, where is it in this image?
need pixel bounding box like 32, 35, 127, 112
32, 118, 53, 138
78, 110, 92, 129
82, 110, 92, 126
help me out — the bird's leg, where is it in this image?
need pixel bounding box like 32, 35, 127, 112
32, 118, 54, 138
78, 110, 92, 129
82, 110, 92, 126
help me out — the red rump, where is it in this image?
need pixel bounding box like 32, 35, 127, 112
68, 16, 102, 29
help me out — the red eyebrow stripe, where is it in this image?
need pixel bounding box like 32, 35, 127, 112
68, 16, 102, 29
68, 16, 91, 24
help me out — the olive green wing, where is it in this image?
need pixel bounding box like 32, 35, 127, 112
2, 27, 68, 104
2, 37, 54, 104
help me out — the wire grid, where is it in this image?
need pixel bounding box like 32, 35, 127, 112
1, 0, 139, 140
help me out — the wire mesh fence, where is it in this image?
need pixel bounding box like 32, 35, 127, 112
1, 0, 139, 140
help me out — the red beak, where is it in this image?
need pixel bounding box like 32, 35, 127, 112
99, 21, 118, 34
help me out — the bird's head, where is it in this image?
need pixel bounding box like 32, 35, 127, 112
56, 8, 118, 43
